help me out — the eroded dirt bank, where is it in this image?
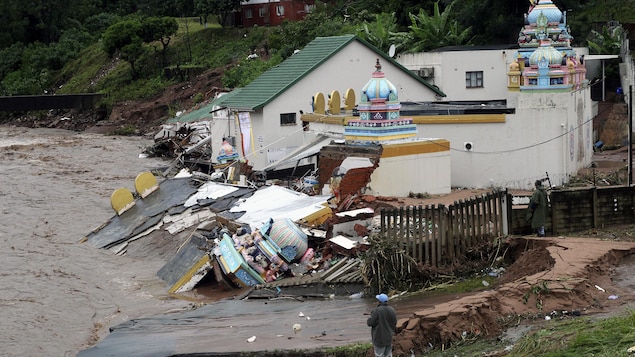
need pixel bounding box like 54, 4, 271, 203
391, 237, 635, 356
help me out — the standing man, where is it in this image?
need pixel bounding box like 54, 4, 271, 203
527, 179, 548, 237
367, 293, 397, 357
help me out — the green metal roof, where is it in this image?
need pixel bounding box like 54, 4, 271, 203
216, 34, 446, 111
165, 89, 242, 123
166, 35, 446, 122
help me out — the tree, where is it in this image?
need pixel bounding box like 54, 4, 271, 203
405, 1, 472, 52
447, 0, 525, 45
587, 24, 624, 55
268, 9, 352, 59
356, 12, 402, 54
102, 19, 146, 78
141, 17, 179, 67
194, 0, 242, 28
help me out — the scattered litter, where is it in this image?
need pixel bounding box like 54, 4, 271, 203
247, 336, 256, 343
292, 323, 302, 334
594, 284, 605, 292
349, 292, 363, 299
608, 295, 619, 300
482, 280, 490, 287
627, 345, 635, 353
545, 316, 551, 321
298, 312, 305, 317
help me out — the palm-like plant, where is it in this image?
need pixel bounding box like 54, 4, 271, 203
356, 12, 402, 54
587, 24, 624, 55
406, 0, 472, 52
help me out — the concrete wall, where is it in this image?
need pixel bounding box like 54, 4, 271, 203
307, 89, 594, 190
396, 47, 590, 102
419, 90, 593, 190
369, 151, 451, 196
396, 50, 512, 101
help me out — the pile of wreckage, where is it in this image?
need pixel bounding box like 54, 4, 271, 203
82, 168, 378, 299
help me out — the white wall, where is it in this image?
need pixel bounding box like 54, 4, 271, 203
369, 151, 451, 196
397, 47, 590, 102
308, 90, 594, 190
417, 90, 593, 189
397, 50, 513, 101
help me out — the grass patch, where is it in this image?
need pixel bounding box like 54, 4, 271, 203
55, 43, 110, 93
425, 309, 635, 356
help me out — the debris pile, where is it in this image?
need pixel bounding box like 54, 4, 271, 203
84, 169, 378, 299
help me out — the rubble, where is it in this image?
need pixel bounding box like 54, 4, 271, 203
84, 168, 379, 299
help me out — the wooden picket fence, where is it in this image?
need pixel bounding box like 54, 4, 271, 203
379, 190, 507, 267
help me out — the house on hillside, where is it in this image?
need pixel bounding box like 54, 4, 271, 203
238, 0, 316, 27
165, 34, 446, 175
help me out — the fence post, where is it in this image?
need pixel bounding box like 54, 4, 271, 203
380, 208, 386, 239
439, 204, 447, 264
483, 193, 494, 237
398, 206, 404, 249
592, 187, 599, 228
417, 205, 423, 263
475, 196, 483, 241
446, 205, 455, 262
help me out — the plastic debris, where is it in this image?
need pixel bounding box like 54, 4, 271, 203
627, 345, 635, 353
247, 336, 256, 343
594, 284, 605, 292
482, 280, 490, 287
545, 316, 551, 321
293, 323, 302, 334
608, 295, 619, 300
349, 292, 363, 299
298, 312, 305, 317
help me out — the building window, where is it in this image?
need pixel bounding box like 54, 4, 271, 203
276, 5, 284, 16
280, 113, 296, 126
245, 8, 252, 19
466, 71, 483, 88
259, 7, 265, 17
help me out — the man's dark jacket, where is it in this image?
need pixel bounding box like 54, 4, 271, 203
366, 302, 397, 346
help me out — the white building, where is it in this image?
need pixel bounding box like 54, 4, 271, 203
166, 0, 603, 192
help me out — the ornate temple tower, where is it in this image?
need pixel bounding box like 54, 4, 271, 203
507, 0, 586, 92
344, 59, 417, 144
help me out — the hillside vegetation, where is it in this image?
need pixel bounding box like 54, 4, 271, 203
0, 0, 632, 133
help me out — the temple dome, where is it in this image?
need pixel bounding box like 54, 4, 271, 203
527, 0, 562, 24
361, 59, 398, 102
529, 43, 563, 66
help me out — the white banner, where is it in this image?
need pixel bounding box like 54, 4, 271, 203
238, 112, 252, 155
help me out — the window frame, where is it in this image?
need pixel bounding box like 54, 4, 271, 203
280, 112, 297, 126
465, 71, 484, 88
276, 5, 284, 16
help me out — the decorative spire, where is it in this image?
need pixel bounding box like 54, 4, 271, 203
375, 59, 381, 72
